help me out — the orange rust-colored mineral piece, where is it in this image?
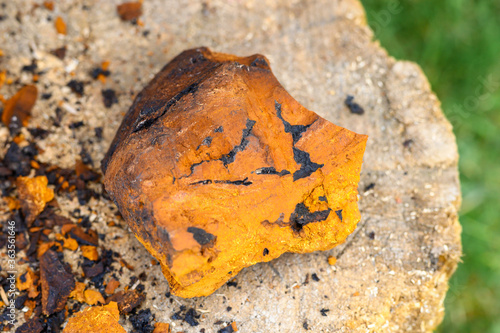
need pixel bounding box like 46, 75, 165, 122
63, 302, 126, 333
102, 47, 368, 298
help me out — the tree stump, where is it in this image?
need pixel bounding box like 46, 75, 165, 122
0, 0, 461, 332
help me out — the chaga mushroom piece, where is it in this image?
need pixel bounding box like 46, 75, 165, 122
17, 175, 54, 226
102, 47, 368, 298
63, 302, 126, 333
40, 250, 75, 315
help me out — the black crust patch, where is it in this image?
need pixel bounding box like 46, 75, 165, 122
254, 167, 291, 176
187, 227, 216, 245
275, 101, 324, 181
189, 178, 252, 186
290, 203, 331, 232
179, 119, 256, 180
275, 101, 311, 144
335, 209, 343, 222
263, 248, 269, 256
292, 147, 323, 181
220, 119, 256, 166
344, 95, 365, 115
196, 136, 212, 150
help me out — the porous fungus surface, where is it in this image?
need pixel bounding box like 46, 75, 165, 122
102, 47, 367, 298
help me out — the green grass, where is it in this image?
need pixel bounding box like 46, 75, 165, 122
360, 1, 500, 332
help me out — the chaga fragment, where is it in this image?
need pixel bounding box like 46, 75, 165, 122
102, 47, 368, 298
40, 250, 75, 315
15, 317, 43, 333
17, 175, 54, 225
106, 289, 145, 314
82, 260, 104, 278
117, 2, 142, 21
55, 16, 67, 35
68, 226, 99, 246
84, 289, 105, 305
1, 84, 38, 127
43, 1, 54, 11
81, 245, 99, 260
129, 309, 155, 332
70, 282, 86, 303
62, 236, 79, 251
63, 302, 126, 333
51, 46, 67, 60
104, 279, 120, 294
218, 322, 238, 333
17, 267, 39, 298
37, 240, 62, 257
344, 95, 364, 115
101, 89, 118, 108
153, 322, 171, 333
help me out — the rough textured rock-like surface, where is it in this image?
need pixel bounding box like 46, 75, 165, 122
0, 0, 461, 332
103, 47, 368, 298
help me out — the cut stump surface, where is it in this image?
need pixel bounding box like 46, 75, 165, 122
0, 0, 461, 332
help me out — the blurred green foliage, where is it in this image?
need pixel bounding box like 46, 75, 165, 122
360, 0, 500, 332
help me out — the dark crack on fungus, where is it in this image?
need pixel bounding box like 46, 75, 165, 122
292, 147, 323, 181
189, 178, 252, 186
215, 178, 252, 185
179, 119, 256, 181
189, 179, 213, 185
196, 136, 212, 150
275, 101, 323, 181
335, 209, 343, 222
275, 101, 312, 144
254, 167, 290, 176
219, 119, 256, 166
133, 82, 200, 132
187, 227, 216, 246
289, 203, 331, 232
